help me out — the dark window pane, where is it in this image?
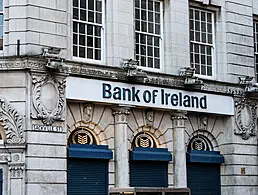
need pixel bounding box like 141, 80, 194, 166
207, 47, 211, 55
140, 45, 146, 55
148, 23, 154, 33
135, 0, 140, 8
201, 55, 206, 64
201, 65, 206, 75
195, 64, 200, 74
136, 44, 139, 54
96, 0, 102, 12
95, 26, 101, 36
79, 35, 85, 45
155, 24, 160, 34
141, 0, 146, 9
208, 34, 212, 44
154, 48, 159, 57
80, 10, 86, 21
73, 0, 78, 7
88, 0, 94, 10
141, 21, 147, 32
80, 0, 86, 9
190, 9, 193, 19
154, 2, 160, 12
201, 33, 206, 43
87, 36, 93, 47
73, 22, 78, 33
147, 36, 152, 45
140, 34, 146, 44
201, 12, 206, 21
207, 66, 212, 76
79, 47, 85, 58
195, 54, 199, 63
148, 11, 153, 22
194, 44, 199, 53
148, 1, 153, 10
195, 31, 200, 42
148, 57, 153, 68
136, 20, 140, 31
88, 11, 94, 22
87, 48, 93, 59
136, 34, 140, 43
73, 46, 78, 56
73, 34, 78, 44
79, 23, 85, 33
87, 25, 93, 35
155, 13, 160, 23
96, 12, 102, 24
207, 13, 212, 22
195, 10, 200, 20
190, 54, 193, 63
201, 45, 205, 54
154, 58, 160, 68
141, 56, 146, 67
141, 10, 147, 20
73, 8, 79, 19
207, 56, 212, 65
154, 37, 159, 46
207, 23, 212, 33
201, 22, 206, 32
95, 49, 101, 60
190, 31, 194, 41
95, 37, 101, 48
147, 46, 153, 56
135, 9, 140, 20
195, 21, 200, 31
190, 20, 194, 30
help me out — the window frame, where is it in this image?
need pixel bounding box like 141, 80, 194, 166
72, 0, 106, 65
134, 0, 164, 73
254, 19, 258, 82
189, 6, 216, 79
0, 0, 4, 54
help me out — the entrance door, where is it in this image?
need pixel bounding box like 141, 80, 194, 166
187, 163, 221, 195
67, 158, 108, 195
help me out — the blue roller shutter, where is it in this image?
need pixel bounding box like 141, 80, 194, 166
130, 161, 168, 187
68, 158, 108, 195
187, 163, 221, 195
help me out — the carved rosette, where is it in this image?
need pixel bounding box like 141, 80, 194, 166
112, 107, 130, 124
31, 73, 66, 125
171, 112, 187, 128
0, 97, 25, 144
234, 98, 257, 140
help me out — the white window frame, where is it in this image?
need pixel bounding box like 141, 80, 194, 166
134, 0, 164, 73
254, 19, 258, 82
72, 0, 105, 65
189, 7, 216, 80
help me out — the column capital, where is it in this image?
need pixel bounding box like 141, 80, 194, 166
170, 111, 187, 128
112, 106, 130, 124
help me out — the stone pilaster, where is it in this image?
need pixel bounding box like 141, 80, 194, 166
112, 107, 130, 188
171, 111, 187, 188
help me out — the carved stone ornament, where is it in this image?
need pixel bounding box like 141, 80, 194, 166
234, 98, 257, 140
8, 162, 24, 179
112, 107, 130, 124
0, 97, 25, 144
83, 104, 93, 123
31, 73, 66, 125
199, 115, 208, 130
145, 110, 154, 126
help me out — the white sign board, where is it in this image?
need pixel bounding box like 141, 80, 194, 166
66, 77, 234, 115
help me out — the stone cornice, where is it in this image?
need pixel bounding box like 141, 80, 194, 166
0, 57, 246, 96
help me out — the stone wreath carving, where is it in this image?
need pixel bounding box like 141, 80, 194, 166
0, 97, 25, 144
31, 73, 66, 125
234, 98, 257, 140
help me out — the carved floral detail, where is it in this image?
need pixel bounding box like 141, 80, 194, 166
31, 73, 66, 125
234, 98, 257, 140
0, 97, 25, 144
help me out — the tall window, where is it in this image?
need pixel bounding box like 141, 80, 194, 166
0, 0, 3, 51
254, 20, 258, 82
190, 8, 214, 77
135, 0, 162, 69
73, 0, 103, 61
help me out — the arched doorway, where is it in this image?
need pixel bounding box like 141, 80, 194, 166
186, 133, 224, 195
67, 127, 112, 195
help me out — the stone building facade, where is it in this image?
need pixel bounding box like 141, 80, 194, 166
0, 0, 257, 195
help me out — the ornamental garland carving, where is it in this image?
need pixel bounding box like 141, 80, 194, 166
234, 98, 257, 140
31, 73, 66, 125
0, 97, 25, 144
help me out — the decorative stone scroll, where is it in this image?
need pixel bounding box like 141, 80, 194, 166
0, 97, 25, 144
234, 98, 257, 140
31, 73, 66, 125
